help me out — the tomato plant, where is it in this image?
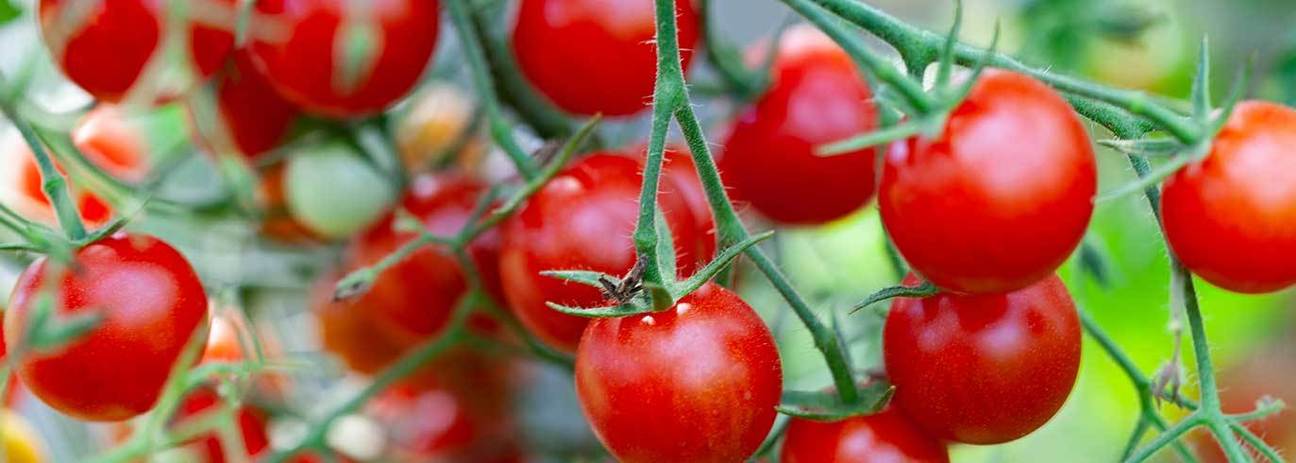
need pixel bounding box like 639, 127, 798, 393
38, 0, 235, 102
883, 273, 1081, 444
575, 283, 781, 463
720, 25, 879, 225
512, 0, 701, 116
248, 0, 441, 117
192, 50, 302, 161
4, 233, 209, 422
879, 69, 1096, 294
1161, 100, 1296, 294
499, 152, 711, 352
781, 406, 949, 463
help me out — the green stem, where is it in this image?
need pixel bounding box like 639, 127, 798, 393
698, 0, 765, 100
1126, 413, 1203, 463
445, 0, 539, 179
0, 94, 87, 241
466, 2, 574, 139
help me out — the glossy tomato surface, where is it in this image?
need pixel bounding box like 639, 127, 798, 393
10, 105, 148, 227
883, 273, 1080, 444
249, 0, 440, 117
781, 407, 949, 463
499, 153, 710, 352
512, 0, 700, 116
39, 0, 235, 102
575, 284, 782, 463
193, 50, 301, 160
346, 174, 502, 345
1162, 100, 1296, 293
880, 69, 1096, 294
4, 234, 209, 421
720, 26, 879, 225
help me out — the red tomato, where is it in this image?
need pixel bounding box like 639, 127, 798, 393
498, 153, 711, 352
10, 105, 148, 227
175, 387, 271, 463
575, 283, 781, 462
1161, 100, 1296, 294
879, 69, 1096, 294
39, 0, 235, 102
511, 0, 700, 116
781, 406, 949, 463
720, 26, 879, 225
4, 233, 210, 422
201, 312, 246, 364
313, 273, 411, 378
659, 147, 718, 266
249, 0, 440, 117
346, 174, 502, 345
370, 384, 523, 463
883, 273, 1080, 444
192, 50, 301, 161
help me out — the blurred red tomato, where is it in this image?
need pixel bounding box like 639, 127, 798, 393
781, 406, 949, 463
191, 50, 301, 161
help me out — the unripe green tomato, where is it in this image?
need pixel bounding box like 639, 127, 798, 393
285, 142, 396, 240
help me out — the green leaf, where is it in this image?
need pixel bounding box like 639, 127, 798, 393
676, 231, 774, 297
1097, 138, 1183, 156
1190, 38, 1211, 122
818, 122, 922, 156
544, 301, 654, 319
654, 207, 677, 295
0, 0, 20, 26
1079, 239, 1113, 288
776, 383, 895, 421
850, 280, 938, 314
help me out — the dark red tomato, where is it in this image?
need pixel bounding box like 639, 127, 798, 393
4, 233, 210, 421
883, 273, 1080, 444
249, 0, 440, 117
880, 69, 1096, 294
39, 0, 235, 102
575, 283, 781, 462
346, 174, 501, 346
511, 0, 700, 116
371, 384, 523, 463
499, 153, 710, 352
1162, 101, 1296, 294
175, 387, 271, 462
720, 26, 879, 225
781, 406, 949, 463
11, 105, 148, 227
193, 50, 301, 161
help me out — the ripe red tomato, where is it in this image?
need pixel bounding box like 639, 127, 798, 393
511, 0, 700, 116
370, 384, 523, 463
720, 26, 879, 225
883, 273, 1080, 444
8, 105, 148, 227
781, 406, 949, 463
175, 387, 271, 463
38, 0, 235, 102
879, 69, 1096, 294
346, 174, 502, 345
4, 233, 210, 422
192, 50, 301, 161
575, 283, 781, 462
249, 0, 441, 117
1161, 100, 1296, 294
498, 153, 711, 352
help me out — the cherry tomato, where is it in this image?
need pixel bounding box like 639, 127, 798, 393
575, 283, 781, 462
4, 233, 210, 422
499, 153, 711, 352
174, 387, 271, 463
39, 0, 235, 102
370, 384, 522, 463
511, 0, 700, 116
1161, 100, 1296, 293
879, 69, 1096, 294
191, 50, 301, 161
883, 273, 1081, 444
781, 406, 949, 463
720, 25, 879, 225
8, 105, 148, 227
201, 311, 246, 364
249, 0, 441, 117
283, 141, 397, 240
394, 83, 487, 173
345, 174, 502, 345
257, 162, 323, 244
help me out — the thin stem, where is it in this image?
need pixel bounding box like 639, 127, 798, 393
1127, 413, 1204, 463
0, 89, 87, 241
445, 0, 539, 179
466, 2, 574, 139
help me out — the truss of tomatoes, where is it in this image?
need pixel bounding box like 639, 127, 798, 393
6, 0, 1296, 462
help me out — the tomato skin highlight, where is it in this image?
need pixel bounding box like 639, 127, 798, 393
249, 0, 440, 117
38, 0, 235, 102
781, 407, 949, 463
883, 273, 1081, 444
575, 283, 782, 463
4, 234, 210, 422
498, 153, 710, 353
1161, 100, 1296, 294
880, 69, 1096, 294
720, 26, 879, 225
511, 0, 700, 116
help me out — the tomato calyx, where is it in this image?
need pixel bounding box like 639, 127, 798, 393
849, 279, 938, 315
776, 382, 896, 422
